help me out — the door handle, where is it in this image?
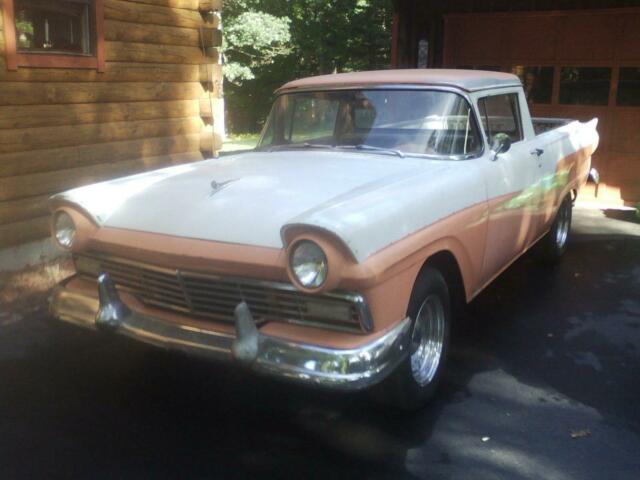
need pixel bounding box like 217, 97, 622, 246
530, 148, 544, 157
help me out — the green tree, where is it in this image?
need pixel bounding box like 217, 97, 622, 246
223, 7, 291, 84
223, 0, 393, 134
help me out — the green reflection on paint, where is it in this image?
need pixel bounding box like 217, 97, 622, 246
497, 169, 570, 212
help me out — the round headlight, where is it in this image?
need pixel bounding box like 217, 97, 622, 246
54, 211, 76, 249
290, 240, 328, 288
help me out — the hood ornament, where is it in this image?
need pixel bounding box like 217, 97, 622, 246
209, 178, 239, 197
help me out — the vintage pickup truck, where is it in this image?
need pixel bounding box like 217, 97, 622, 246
49, 70, 599, 408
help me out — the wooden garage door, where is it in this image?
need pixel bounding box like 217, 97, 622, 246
443, 8, 640, 204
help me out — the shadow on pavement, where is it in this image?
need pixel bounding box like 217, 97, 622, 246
602, 208, 640, 225
1, 207, 639, 479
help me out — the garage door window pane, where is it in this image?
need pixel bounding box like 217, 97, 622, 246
457, 65, 501, 72
560, 67, 611, 106
511, 66, 553, 104
617, 68, 640, 107
476, 66, 501, 72
14, 0, 93, 55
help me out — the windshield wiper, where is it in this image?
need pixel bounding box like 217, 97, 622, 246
339, 144, 405, 158
265, 142, 406, 158
267, 143, 334, 152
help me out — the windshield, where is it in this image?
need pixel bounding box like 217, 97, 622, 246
258, 89, 483, 158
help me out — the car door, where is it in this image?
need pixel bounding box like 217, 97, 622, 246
477, 90, 542, 285
527, 136, 558, 237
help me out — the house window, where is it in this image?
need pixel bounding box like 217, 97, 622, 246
559, 67, 611, 106
2, 0, 104, 70
15, 0, 92, 55
616, 67, 640, 107
510, 66, 553, 104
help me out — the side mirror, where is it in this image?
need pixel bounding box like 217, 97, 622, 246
490, 133, 511, 161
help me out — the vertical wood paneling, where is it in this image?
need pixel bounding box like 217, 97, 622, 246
441, 7, 640, 203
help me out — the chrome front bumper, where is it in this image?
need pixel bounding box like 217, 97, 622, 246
50, 274, 411, 391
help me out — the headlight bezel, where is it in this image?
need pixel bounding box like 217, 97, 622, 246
289, 240, 329, 290
53, 210, 77, 249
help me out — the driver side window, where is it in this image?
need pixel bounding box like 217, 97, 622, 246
477, 93, 523, 144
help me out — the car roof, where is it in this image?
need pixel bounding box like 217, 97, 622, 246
276, 69, 522, 93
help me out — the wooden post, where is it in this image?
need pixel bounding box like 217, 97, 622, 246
198, 0, 224, 157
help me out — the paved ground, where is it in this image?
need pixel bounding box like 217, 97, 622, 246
1, 206, 639, 479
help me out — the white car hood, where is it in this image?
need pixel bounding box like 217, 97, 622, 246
56, 150, 483, 261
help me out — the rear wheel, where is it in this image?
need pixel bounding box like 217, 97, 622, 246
375, 267, 451, 410
537, 194, 573, 263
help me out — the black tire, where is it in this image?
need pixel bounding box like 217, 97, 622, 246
536, 194, 573, 264
374, 267, 451, 411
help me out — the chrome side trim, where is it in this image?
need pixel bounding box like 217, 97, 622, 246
50, 278, 411, 391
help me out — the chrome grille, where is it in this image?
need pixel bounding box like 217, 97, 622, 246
76, 254, 368, 333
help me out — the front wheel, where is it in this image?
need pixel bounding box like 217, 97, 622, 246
374, 267, 451, 410
536, 194, 573, 263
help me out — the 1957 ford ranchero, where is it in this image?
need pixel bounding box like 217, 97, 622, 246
49, 70, 599, 408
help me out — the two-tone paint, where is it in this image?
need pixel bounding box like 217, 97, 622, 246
48, 72, 599, 382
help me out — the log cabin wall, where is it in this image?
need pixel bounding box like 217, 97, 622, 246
0, 0, 224, 251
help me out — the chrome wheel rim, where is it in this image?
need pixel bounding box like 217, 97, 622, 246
410, 294, 446, 386
555, 201, 571, 249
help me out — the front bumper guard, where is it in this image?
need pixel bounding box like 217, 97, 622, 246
50, 273, 411, 391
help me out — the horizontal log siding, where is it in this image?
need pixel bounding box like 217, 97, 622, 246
0, 217, 52, 250
0, 0, 223, 248
128, 0, 201, 9
0, 117, 203, 153
0, 134, 201, 178
105, 42, 212, 64
0, 151, 203, 248
105, 20, 203, 47
0, 61, 201, 82
0, 100, 199, 129
0, 195, 50, 225
127, 0, 221, 10
0, 151, 204, 202
0, 82, 204, 105
104, 0, 206, 28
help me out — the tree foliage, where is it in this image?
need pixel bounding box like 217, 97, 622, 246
223, 0, 393, 133
224, 10, 291, 84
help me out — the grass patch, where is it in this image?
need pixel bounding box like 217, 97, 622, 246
222, 133, 260, 152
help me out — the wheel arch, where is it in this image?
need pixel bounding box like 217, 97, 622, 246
411, 249, 467, 318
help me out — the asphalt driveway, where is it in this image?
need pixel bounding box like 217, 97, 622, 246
1, 206, 639, 479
